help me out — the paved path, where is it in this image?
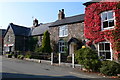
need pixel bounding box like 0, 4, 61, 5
1, 56, 118, 80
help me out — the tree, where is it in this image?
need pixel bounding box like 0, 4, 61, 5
41, 30, 52, 54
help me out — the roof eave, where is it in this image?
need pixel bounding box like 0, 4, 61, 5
49, 20, 84, 27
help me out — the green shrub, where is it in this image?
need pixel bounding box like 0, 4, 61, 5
41, 30, 52, 54
75, 47, 101, 72
24, 51, 32, 58
17, 55, 24, 59
100, 60, 120, 76
24, 54, 31, 58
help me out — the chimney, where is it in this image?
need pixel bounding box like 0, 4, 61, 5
58, 9, 65, 20
33, 18, 38, 27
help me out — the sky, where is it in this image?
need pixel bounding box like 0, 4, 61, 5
0, 1, 90, 29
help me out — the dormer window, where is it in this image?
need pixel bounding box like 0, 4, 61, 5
101, 11, 115, 30
59, 25, 68, 37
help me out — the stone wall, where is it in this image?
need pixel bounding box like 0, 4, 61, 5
49, 22, 85, 52
4, 27, 29, 52
49, 22, 84, 42
4, 27, 15, 52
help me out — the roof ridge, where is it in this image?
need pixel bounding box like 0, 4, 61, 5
39, 22, 53, 25
65, 14, 84, 18
10, 23, 30, 29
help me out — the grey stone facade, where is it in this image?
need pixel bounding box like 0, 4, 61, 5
3, 21, 51, 54
4, 27, 15, 53
49, 22, 84, 43
49, 10, 85, 55
49, 22, 85, 54
4, 27, 29, 53
4, 23, 30, 54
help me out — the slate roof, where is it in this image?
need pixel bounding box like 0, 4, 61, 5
6, 23, 31, 37
49, 14, 85, 27
31, 23, 52, 36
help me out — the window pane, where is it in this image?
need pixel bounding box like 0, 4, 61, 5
62, 30, 65, 36
105, 43, 110, 50
106, 52, 111, 59
109, 20, 114, 27
59, 40, 66, 53
100, 52, 106, 59
108, 12, 114, 19
102, 13, 107, 21
103, 21, 108, 28
62, 42, 64, 45
59, 42, 61, 46
62, 46, 64, 52
59, 30, 62, 37
65, 27, 68, 35
99, 43, 104, 50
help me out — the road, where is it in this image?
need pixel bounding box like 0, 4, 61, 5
1, 56, 118, 80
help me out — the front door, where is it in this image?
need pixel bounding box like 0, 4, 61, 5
69, 42, 77, 56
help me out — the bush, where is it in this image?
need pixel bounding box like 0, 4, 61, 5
25, 54, 31, 58
75, 47, 101, 72
24, 51, 32, 58
17, 55, 24, 59
100, 60, 120, 76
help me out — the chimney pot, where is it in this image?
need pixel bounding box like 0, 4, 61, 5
58, 9, 65, 20
33, 18, 38, 27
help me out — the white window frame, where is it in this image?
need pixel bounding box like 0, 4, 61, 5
101, 10, 115, 30
59, 25, 68, 37
98, 42, 113, 61
58, 40, 67, 53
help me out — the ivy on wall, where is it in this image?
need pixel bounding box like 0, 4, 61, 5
84, 1, 120, 60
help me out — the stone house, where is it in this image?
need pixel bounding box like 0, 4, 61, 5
83, 0, 120, 62
30, 19, 52, 47
49, 9, 85, 56
4, 23, 30, 54
3, 19, 52, 54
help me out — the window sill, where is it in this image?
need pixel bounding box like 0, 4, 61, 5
102, 27, 114, 31
106, 59, 112, 61
59, 35, 68, 38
